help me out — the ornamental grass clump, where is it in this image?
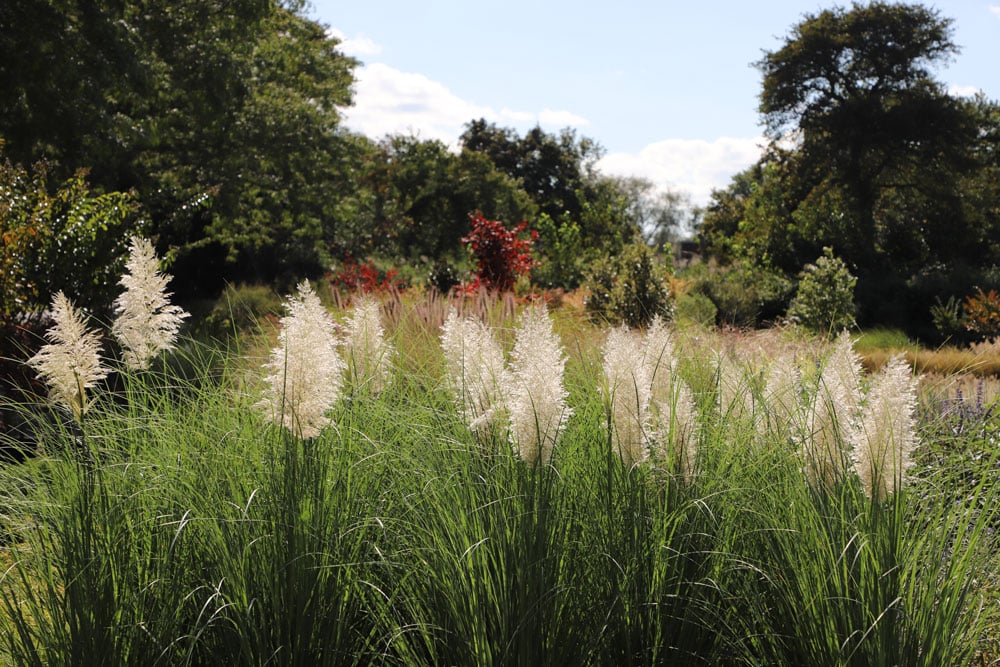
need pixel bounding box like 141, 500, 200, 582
505, 304, 571, 465
804, 330, 863, 488
762, 350, 805, 440
851, 353, 919, 499
27, 291, 109, 422
714, 350, 761, 433
257, 281, 344, 438
342, 296, 394, 395
642, 317, 699, 478
440, 308, 507, 439
601, 325, 652, 466
111, 236, 189, 370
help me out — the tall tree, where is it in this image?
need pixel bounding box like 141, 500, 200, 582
0, 0, 358, 293
755, 1, 979, 275
460, 119, 603, 223
360, 135, 536, 262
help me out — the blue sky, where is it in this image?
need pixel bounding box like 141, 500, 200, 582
309, 1, 999, 205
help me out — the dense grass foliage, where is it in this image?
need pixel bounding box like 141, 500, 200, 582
1, 303, 997, 666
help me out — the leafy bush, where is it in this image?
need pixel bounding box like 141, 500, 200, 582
199, 283, 284, 340
460, 212, 536, 292
930, 295, 965, 343
963, 288, 1000, 340
691, 262, 793, 327
531, 214, 585, 288
0, 157, 142, 323
787, 247, 857, 334
674, 291, 717, 327
584, 240, 671, 327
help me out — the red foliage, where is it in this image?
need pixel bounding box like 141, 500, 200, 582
460, 212, 537, 293
327, 256, 405, 294
963, 288, 1000, 338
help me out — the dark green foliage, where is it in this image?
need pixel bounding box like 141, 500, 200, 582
674, 291, 718, 327
0, 156, 142, 322
461, 120, 643, 257
930, 296, 966, 343
787, 248, 858, 334
584, 240, 672, 327
353, 135, 538, 263
198, 283, 284, 341
0, 0, 358, 294
461, 120, 600, 224
699, 3, 1000, 336
689, 262, 794, 328
531, 214, 585, 289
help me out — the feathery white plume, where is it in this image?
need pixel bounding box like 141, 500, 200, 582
440, 309, 507, 437
257, 282, 344, 439
342, 296, 393, 395
763, 351, 804, 438
850, 354, 918, 499
602, 326, 652, 467
642, 317, 699, 478
506, 304, 571, 465
111, 236, 189, 370
804, 331, 862, 488
28, 291, 109, 421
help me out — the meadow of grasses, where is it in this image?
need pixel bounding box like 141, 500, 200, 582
1, 281, 999, 666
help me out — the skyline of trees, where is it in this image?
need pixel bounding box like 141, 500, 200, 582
2, 0, 998, 336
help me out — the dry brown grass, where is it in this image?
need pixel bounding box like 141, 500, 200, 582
861, 346, 1000, 378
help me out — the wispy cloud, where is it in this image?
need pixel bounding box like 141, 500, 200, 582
343, 60, 589, 146
331, 26, 754, 204
948, 83, 983, 97
326, 27, 382, 58
990, 5, 1000, 19
597, 138, 765, 206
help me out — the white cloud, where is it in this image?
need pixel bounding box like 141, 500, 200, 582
538, 108, 591, 127
344, 63, 495, 144
990, 5, 1000, 19
948, 83, 983, 97
341, 58, 589, 147
597, 137, 765, 206
326, 28, 382, 58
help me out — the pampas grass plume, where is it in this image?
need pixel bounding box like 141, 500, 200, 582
506, 304, 571, 465
257, 282, 344, 439
28, 291, 109, 421
343, 296, 394, 395
111, 236, 189, 370
804, 330, 862, 488
440, 309, 507, 437
602, 325, 652, 467
851, 354, 918, 499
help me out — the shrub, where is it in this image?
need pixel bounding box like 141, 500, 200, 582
0, 157, 142, 323
691, 262, 793, 327
930, 295, 965, 343
327, 256, 406, 294
963, 288, 1000, 340
584, 240, 672, 328
787, 247, 857, 334
200, 283, 284, 340
674, 292, 717, 327
531, 214, 585, 289
461, 212, 536, 292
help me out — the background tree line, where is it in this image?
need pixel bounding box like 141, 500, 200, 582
1, 0, 685, 323
2, 0, 998, 341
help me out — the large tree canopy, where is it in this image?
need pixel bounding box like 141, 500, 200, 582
701, 2, 997, 333
0, 0, 358, 293
755, 1, 979, 274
